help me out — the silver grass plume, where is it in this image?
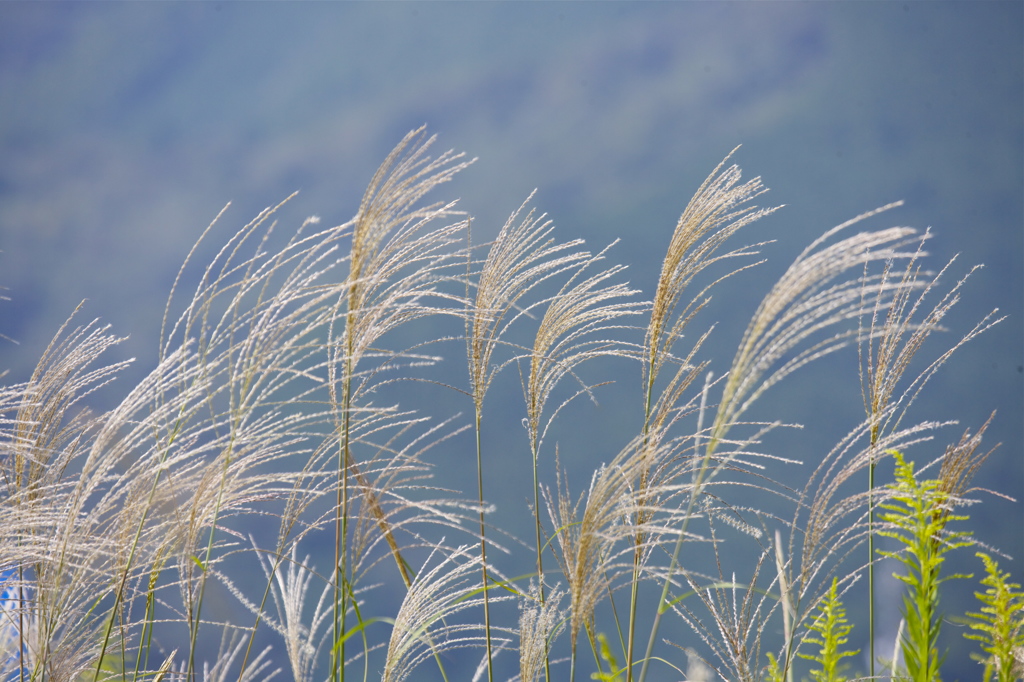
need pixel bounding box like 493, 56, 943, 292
858, 232, 1003, 443
468, 193, 591, 413
519, 583, 566, 682
522, 242, 643, 451
711, 203, 923, 454
329, 127, 473, 585
545, 432, 691, 665
643, 148, 778, 428
381, 546, 496, 682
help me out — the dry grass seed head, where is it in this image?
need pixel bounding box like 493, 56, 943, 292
713, 204, 921, 451
382, 546, 493, 682
5, 310, 127, 498
645, 149, 779, 393
545, 433, 686, 654
673, 538, 773, 682
795, 418, 944, 597
337, 128, 472, 396
937, 412, 997, 503
524, 243, 644, 446
254, 545, 329, 682
518, 583, 565, 682
859, 231, 1003, 441
468, 194, 591, 411
350, 127, 471, 288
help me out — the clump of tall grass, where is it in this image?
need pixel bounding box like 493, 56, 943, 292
0, 127, 1014, 682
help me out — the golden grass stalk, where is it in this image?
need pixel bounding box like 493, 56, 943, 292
324, 128, 472, 681
519, 241, 643, 680
467, 194, 599, 681
643, 149, 778, 410
672, 547, 773, 682
629, 150, 778, 681
545, 431, 694, 682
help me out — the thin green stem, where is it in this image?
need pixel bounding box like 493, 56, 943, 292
626, 354, 658, 682
333, 376, 353, 682
331, 293, 356, 682
867, 420, 880, 679
474, 408, 494, 682
529, 438, 552, 682
238, 548, 287, 681
130, 558, 163, 682
187, 427, 239, 681
637, 373, 710, 682
868, 457, 876, 679
93, 416, 185, 682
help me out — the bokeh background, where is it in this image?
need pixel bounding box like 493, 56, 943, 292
1, 2, 1020, 679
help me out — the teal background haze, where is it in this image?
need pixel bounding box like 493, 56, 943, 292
1, 2, 1021, 679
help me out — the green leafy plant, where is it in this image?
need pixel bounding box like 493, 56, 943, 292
591, 633, 626, 682
965, 552, 1024, 682
877, 451, 974, 682
763, 652, 786, 682
797, 577, 859, 682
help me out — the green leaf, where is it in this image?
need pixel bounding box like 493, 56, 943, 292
797, 578, 859, 682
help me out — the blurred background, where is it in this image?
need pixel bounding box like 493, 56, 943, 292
0, 2, 1020, 679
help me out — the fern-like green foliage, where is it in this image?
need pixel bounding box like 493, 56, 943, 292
964, 552, 1024, 682
877, 450, 974, 682
763, 652, 785, 682
591, 633, 626, 682
797, 577, 859, 682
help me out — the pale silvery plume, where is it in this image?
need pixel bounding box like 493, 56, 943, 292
220, 543, 330, 682
774, 357, 995, 679
522, 242, 643, 450
334, 126, 472, 378
327, 126, 473, 587
642, 148, 778, 431
520, 240, 644, 635
518, 583, 565, 682
628, 150, 778, 682
148, 128, 475, 679
641, 203, 945, 682
858, 231, 1003, 443
467, 192, 597, 680
763, 417, 941, 681
0, 313, 161, 679
544, 432, 691, 670
173, 629, 276, 682
854, 228, 1001, 676
793, 415, 994, 597
381, 546, 493, 682
468, 193, 592, 414
0, 305, 235, 678
710, 203, 923, 454
675, 558, 772, 682
793, 418, 940, 589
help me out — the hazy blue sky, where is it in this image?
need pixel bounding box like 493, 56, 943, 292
1, 2, 1020, 678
